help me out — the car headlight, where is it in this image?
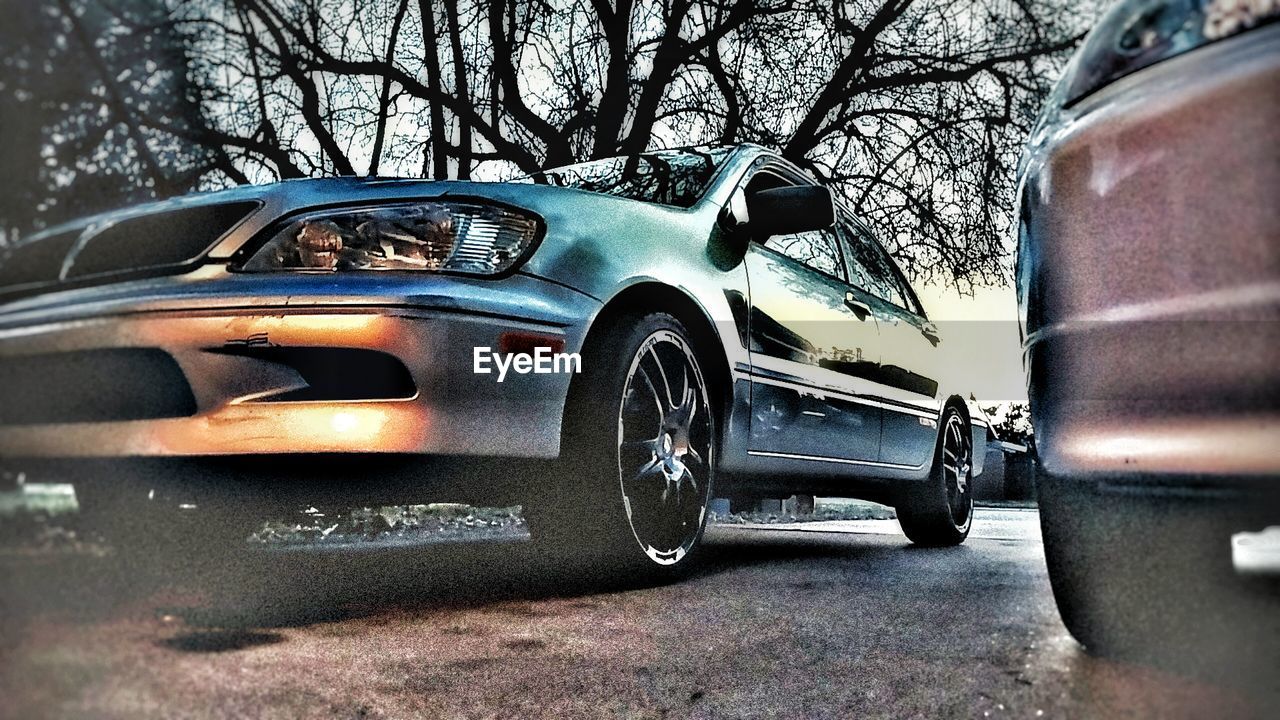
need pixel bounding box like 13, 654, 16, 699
240, 201, 541, 276
1065, 0, 1279, 106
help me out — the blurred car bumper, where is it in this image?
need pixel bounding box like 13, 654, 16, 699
1019, 24, 1280, 480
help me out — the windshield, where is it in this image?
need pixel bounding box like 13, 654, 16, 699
517, 146, 731, 208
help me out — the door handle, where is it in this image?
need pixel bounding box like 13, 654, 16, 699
844, 291, 871, 320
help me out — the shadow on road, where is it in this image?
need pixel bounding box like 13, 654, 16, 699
1, 526, 894, 640
160, 629, 286, 653
3, 518, 1278, 718
177, 530, 900, 631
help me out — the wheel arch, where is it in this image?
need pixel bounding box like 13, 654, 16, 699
571, 281, 735, 445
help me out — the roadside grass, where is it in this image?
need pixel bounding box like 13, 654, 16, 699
0, 484, 898, 551
716, 498, 896, 525
250, 504, 527, 545
974, 498, 1038, 510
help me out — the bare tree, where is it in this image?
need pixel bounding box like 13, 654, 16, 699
1, 0, 1097, 289
0, 0, 232, 243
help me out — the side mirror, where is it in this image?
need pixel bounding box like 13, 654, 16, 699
719, 189, 751, 232
745, 185, 835, 239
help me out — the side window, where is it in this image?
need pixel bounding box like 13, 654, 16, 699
884, 262, 922, 316
835, 227, 879, 295
839, 219, 916, 311
838, 222, 901, 306
763, 229, 845, 280
873, 244, 923, 316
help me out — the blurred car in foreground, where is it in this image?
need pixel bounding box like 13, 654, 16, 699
1016, 0, 1279, 660
0, 143, 988, 578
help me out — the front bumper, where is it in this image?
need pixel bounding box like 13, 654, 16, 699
1026, 309, 1279, 478
0, 274, 598, 460
1019, 26, 1280, 480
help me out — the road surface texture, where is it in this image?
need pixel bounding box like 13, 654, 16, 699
1, 508, 1276, 719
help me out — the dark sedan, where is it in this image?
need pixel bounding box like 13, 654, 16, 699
1016, 0, 1279, 660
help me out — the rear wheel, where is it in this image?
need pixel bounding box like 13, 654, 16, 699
525, 312, 715, 583
896, 406, 973, 546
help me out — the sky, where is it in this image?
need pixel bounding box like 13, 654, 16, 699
914, 279, 1029, 405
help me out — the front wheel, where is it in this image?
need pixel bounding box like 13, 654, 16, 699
525, 312, 716, 583
896, 406, 973, 546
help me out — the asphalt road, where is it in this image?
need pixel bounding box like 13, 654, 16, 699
1, 508, 1276, 719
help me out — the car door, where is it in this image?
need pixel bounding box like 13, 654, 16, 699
837, 215, 942, 468
741, 171, 883, 463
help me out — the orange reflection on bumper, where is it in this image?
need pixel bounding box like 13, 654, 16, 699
156, 402, 427, 455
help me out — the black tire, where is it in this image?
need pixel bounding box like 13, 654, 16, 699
524, 312, 716, 584
896, 405, 973, 546
1038, 468, 1280, 675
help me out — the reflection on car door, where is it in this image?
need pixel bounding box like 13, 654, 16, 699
837, 216, 942, 468
744, 220, 883, 463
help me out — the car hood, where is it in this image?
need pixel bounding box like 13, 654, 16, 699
0, 176, 715, 306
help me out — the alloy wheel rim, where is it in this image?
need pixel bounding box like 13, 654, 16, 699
942, 413, 973, 531
616, 330, 713, 565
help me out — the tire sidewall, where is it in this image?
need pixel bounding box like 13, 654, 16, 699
940, 407, 975, 537
556, 312, 716, 577
897, 405, 973, 546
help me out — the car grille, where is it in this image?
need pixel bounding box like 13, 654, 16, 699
0, 201, 260, 300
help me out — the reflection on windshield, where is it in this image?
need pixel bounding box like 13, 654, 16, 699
518, 147, 730, 208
